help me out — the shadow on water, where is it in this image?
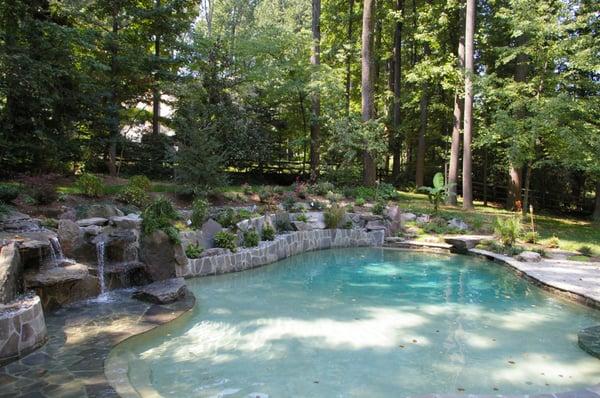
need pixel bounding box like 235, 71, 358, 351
112, 248, 600, 397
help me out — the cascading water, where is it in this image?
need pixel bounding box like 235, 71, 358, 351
96, 240, 107, 295
49, 237, 64, 267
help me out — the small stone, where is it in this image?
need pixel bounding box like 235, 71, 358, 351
516, 251, 542, 263
76, 217, 108, 227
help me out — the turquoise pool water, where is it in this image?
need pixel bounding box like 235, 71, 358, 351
111, 248, 600, 397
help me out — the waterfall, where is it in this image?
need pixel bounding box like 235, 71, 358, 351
49, 237, 64, 267
96, 240, 107, 294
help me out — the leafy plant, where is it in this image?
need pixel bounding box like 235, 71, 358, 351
275, 218, 293, 232
324, 205, 346, 229
0, 183, 20, 204
354, 197, 365, 206
309, 181, 335, 196
241, 183, 253, 195
128, 175, 152, 191
75, 173, 104, 197
0, 202, 9, 219
119, 186, 150, 208
578, 245, 593, 257
372, 201, 385, 215
296, 213, 308, 222
243, 230, 260, 247
185, 243, 204, 259
494, 217, 522, 247
292, 178, 308, 199
418, 172, 453, 212
546, 236, 560, 249
214, 231, 237, 252
282, 193, 298, 212
141, 197, 180, 243
325, 191, 343, 203
190, 198, 209, 228
524, 231, 539, 244
26, 177, 57, 205
261, 224, 276, 241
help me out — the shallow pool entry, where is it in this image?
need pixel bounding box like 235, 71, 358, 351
110, 248, 600, 397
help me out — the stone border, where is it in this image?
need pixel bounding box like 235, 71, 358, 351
0, 295, 47, 366
178, 228, 385, 278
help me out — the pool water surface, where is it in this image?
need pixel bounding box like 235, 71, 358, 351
109, 248, 600, 397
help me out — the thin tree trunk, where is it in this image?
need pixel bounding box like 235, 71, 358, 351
415, 79, 428, 187
391, 0, 403, 183
152, 0, 161, 135
462, 0, 475, 209
593, 181, 600, 222
523, 162, 532, 214
448, 0, 465, 205
309, 0, 321, 182
345, 0, 355, 116
361, 0, 376, 186
108, 10, 120, 177
506, 166, 522, 210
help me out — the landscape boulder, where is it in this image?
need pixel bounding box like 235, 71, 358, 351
400, 213, 417, 223
516, 251, 542, 263
133, 277, 188, 304
76, 217, 108, 227
200, 219, 223, 248
0, 243, 23, 304
448, 218, 469, 231
110, 214, 142, 229
80, 204, 123, 219
140, 230, 187, 281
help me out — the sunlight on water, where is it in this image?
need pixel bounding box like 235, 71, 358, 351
110, 248, 600, 397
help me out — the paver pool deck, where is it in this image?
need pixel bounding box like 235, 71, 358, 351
1, 243, 600, 398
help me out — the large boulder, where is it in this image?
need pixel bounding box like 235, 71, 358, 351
0, 243, 23, 304
445, 236, 483, 254
200, 219, 223, 249
140, 230, 187, 282
448, 218, 469, 231
76, 217, 108, 227
400, 213, 417, 223
516, 251, 542, 263
0, 211, 40, 233
133, 277, 187, 304
109, 214, 141, 229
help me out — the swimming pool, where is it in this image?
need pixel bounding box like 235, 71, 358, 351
108, 248, 600, 397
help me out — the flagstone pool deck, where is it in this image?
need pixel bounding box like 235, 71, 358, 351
1, 242, 600, 397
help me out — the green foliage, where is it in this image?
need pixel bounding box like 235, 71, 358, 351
214, 231, 237, 252
129, 175, 152, 192
418, 173, 453, 212
0, 202, 9, 219
243, 230, 260, 248
309, 181, 335, 196
282, 193, 298, 212
76, 174, 104, 197
141, 197, 180, 243
354, 197, 366, 206
261, 224, 276, 241
275, 218, 293, 233
216, 208, 257, 229
546, 236, 560, 249
185, 243, 204, 259
376, 183, 399, 201
309, 200, 325, 211
372, 201, 386, 216
578, 246, 593, 257
0, 183, 20, 204
324, 205, 346, 229
524, 231, 539, 244
494, 217, 523, 247
26, 177, 57, 205
296, 213, 308, 223
190, 198, 209, 229
325, 191, 343, 203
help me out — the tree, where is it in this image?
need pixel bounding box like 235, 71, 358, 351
361, 0, 377, 186
448, 0, 465, 205
462, 0, 475, 210
309, 0, 321, 182
390, 0, 404, 183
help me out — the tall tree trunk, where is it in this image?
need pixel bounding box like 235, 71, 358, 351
415, 79, 428, 187
152, 0, 161, 135
391, 0, 404, 183
593, 181, 600, 222
462, 0, 475, 209
448, 1, 465, 205
309, 0, 321, 182
108, 11, 120, 177
506, 165, 522, 210
523, 162, 532, 214
361, 0, 376, 186
345, 0, 355, 116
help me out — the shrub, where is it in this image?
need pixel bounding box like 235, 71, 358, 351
494, 217, 522, 247
324, 205, 346, 229
325, 191, 343, 203
262, 224, 276, 241
372, 201, 385, 215
243, 230, 260, 247
353, 186, 377, 200
258, 187, 275, 204
546, 236, 560, 249
190, 198, 209, 228
418, 172, 453, 212
524, 231, 539, 244
296, 213, 308, 222
282, 193, 298, 212
129, 175, 152, 191
309, 181, 335, 196
241, 183, 253, 195
343, 220, 353, 229
275, 218, 293, 232
292, 179, 308, 199
27, 179, 57, 205
376, 182, 397, 200
0, 183, 20, 204
185, 243, 204, 259
578, 245, 594, 257
354, 197, 365, 206
76, 173, 104, 197
141, 197, 180, 243
119, 186, 150, 208
0, 202, 9, 219
214, 231, 237, 252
